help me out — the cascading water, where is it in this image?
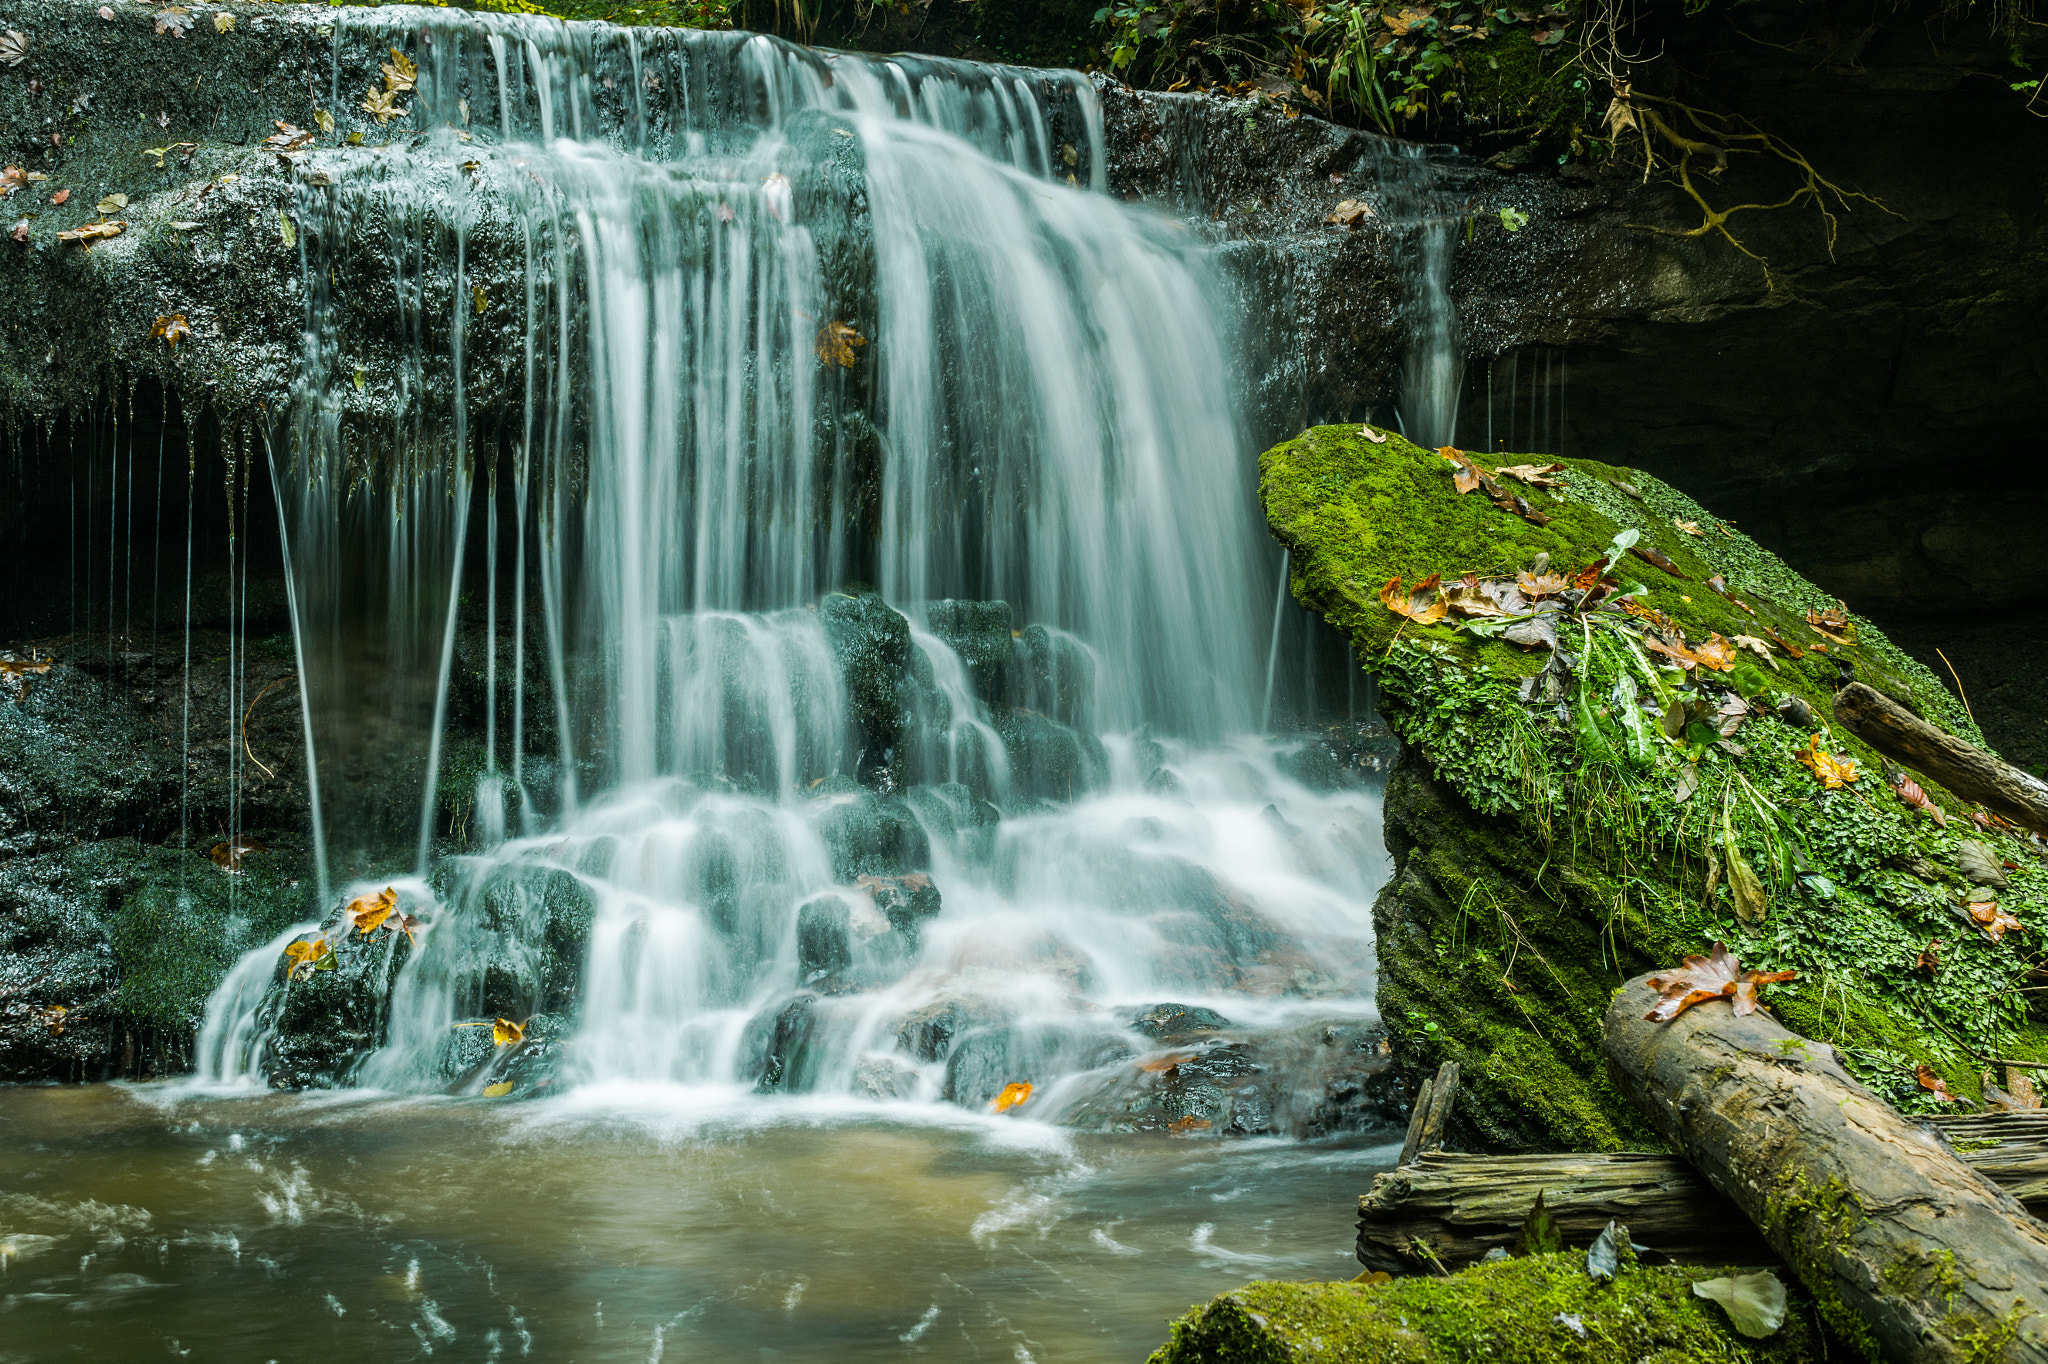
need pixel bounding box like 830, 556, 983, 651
1372, 142, 1463, 450
192, 11, 1389, 1131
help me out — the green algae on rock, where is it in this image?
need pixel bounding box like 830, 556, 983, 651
1148, 1254, 1822, 1364
1261, 426, 2048, 1150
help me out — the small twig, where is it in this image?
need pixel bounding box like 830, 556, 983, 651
240, 673, 293, 780
1935, 647, 1979, 732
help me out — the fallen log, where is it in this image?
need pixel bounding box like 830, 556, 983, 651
1833, 681, 2048, 836
1356, 1117, 2048, 1274
1603, 973, 2048, 1362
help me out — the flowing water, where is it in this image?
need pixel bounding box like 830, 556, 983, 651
7, 10, 1407, 1356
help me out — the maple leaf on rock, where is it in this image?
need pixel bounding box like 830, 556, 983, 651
1643, 942, 1796, 1021
1378, 574, 1446, 626
1793, 734, 1859, 789
815, 319, 865, 368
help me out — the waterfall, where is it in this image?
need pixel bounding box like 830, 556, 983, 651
194, 13, 1388, 1125
1371, 143, 1463, 451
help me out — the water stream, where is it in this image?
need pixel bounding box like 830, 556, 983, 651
5, 13, 1408, 1355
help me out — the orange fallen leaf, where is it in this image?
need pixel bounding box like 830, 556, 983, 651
1168, 1115, 1212, 1132
151, 314, 192, 348
1617, 598, 1681, 632
1378, 574, 1446, 626
816, 320, 866, 368
1439, 446, 1486, 495
281, 935, 332, 980
1762, 624, 1806, 659
1642, 632, 1737, 673
993, 1081, 1034, 1113
208, 833, 266, 871
1136, 1051, 1194, 1073
1916, 1064, 1960, 1104
1516, 569, 1570, 599
1793, 734, 1860, 789
1644, 943, 1796, 1022
343, 886, 398, 934
1968, 898, 2025, 942
50, 187, 68, 205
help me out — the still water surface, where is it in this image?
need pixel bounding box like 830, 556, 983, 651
0, 1084, 1391, 1362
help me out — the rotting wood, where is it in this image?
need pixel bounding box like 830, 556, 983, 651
1395, 1074, 1435, 1169
1603, 973, 2048, 1362
1395, 1061, 1459, 1167
1356, 1115, 2048, 1274
1834, 681, 2048, 836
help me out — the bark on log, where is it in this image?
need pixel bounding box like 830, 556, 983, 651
1356, 1119, 2048, 1274
1603, 973, 2048, 1362
1833, 681, 2048, 836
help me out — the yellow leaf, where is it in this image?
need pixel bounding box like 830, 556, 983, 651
381, 47, 418, 93
281, 936, 332, 979
483, 1081, 514, 1097
1793, 734, 1860, 789
492, 1017, 525, 1046
472, 284, 487, 315
96, 192, 128, 215
150, 314, 192, 349
314, 109, 335, 134
213, 12, 233, 33
343, 886, 399, 934
993, 1081, 1033, 1113
815, 319, 866, 368
362, 84, 407, 125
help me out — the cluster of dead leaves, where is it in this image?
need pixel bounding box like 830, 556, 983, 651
1643, 943, 1796, 1022
262, 120, 314, 168
993, 1081, 1033, 1113
363, 47, 414, 125
1805, 602, 1854, 645
815, 319, 866, 368
340, 885, 420, 943
1440, 446, 1559, 527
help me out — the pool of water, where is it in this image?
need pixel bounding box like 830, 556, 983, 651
0, 1084, 1394, 1362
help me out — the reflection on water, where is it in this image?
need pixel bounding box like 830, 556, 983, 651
0, 1085, 1393, 1361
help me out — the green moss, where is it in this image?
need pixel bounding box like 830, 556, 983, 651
1148, 1256, 1823, 1363
1264, 426, 2048, 1147
1760, 1170, 1877, 1359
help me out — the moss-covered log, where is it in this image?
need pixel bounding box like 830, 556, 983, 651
1262, 426, 2048, 1148
1147, 1253, 1825, 1364
1603, 975, 2048, 1361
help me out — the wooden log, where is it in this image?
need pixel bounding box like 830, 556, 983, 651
1395, 1074, 1435, 1169
1833, 681, 2048, 836
1356, 1117, 2048, 1274
1603, 973, 2048, 1362
1415, 1061, 1458, 1156
1356, 1149, 1769, 1274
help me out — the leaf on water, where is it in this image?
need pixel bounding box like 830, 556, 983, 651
1493, 462, 1566, 488
993, 1081, 1034, 1113
97, 192, 128, 215
1693, 1271, 1786, 1338
483, 1080, 514, 1097
362, 84, 407, 124
1915, 1064, 1961, 1104
815, 319, 865, 368
1136, 1051, 1193, 1073
493, 1016, 525, 1046
1584, 1219, 1622, 1281
154, 8, 192, 38
0, 30, 26, 65
1378, 574, 1446, 626
342, 885, 399, 935
1793, 733, 1860, 789
381, 47, 418, 94
213, 12, 232, 33
1643, 942, 1795, 1022
1359, 424, 1388, 443
1511, 1190, 1564, 1257
1325, 198, 1372, 227
281, 935, 332, 980
1673, 519, 1702, 536
1729, 634, 1778, 670
1168, 1115, 1211, 1132
1892, 775, 1946, 827
207, 831, 264, 868
56, 220, 123, 247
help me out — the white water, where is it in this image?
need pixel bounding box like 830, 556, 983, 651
194, 11, 1390, 1123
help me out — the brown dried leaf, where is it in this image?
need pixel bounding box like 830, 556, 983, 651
1325, 198, 1373, 227
381, 47, 418, 93
1729, 634, 1778, 669
56, 220, 123, 247
1516, 569, 1570, 599
1493, 462, 1566, 488
1968, 897, 2025, 942
1644, 943, 1796, 1022
1893, 775, 1947, 827
1378, 574, 1446, 626
1439, 445, 1486, 495
1916, 1064, 1960, 1104
1672, 519, 1703, 536
1629, 544, 1688, 578
362, 84, 407, 124
208, 832, 264, 870
154, 8, 192, 38
0, 29, 27, 65
1914, 939, 1940, 974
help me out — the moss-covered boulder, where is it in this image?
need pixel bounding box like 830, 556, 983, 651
1149, 1256, 1822, 1363
1262, 426, 2048, 1149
